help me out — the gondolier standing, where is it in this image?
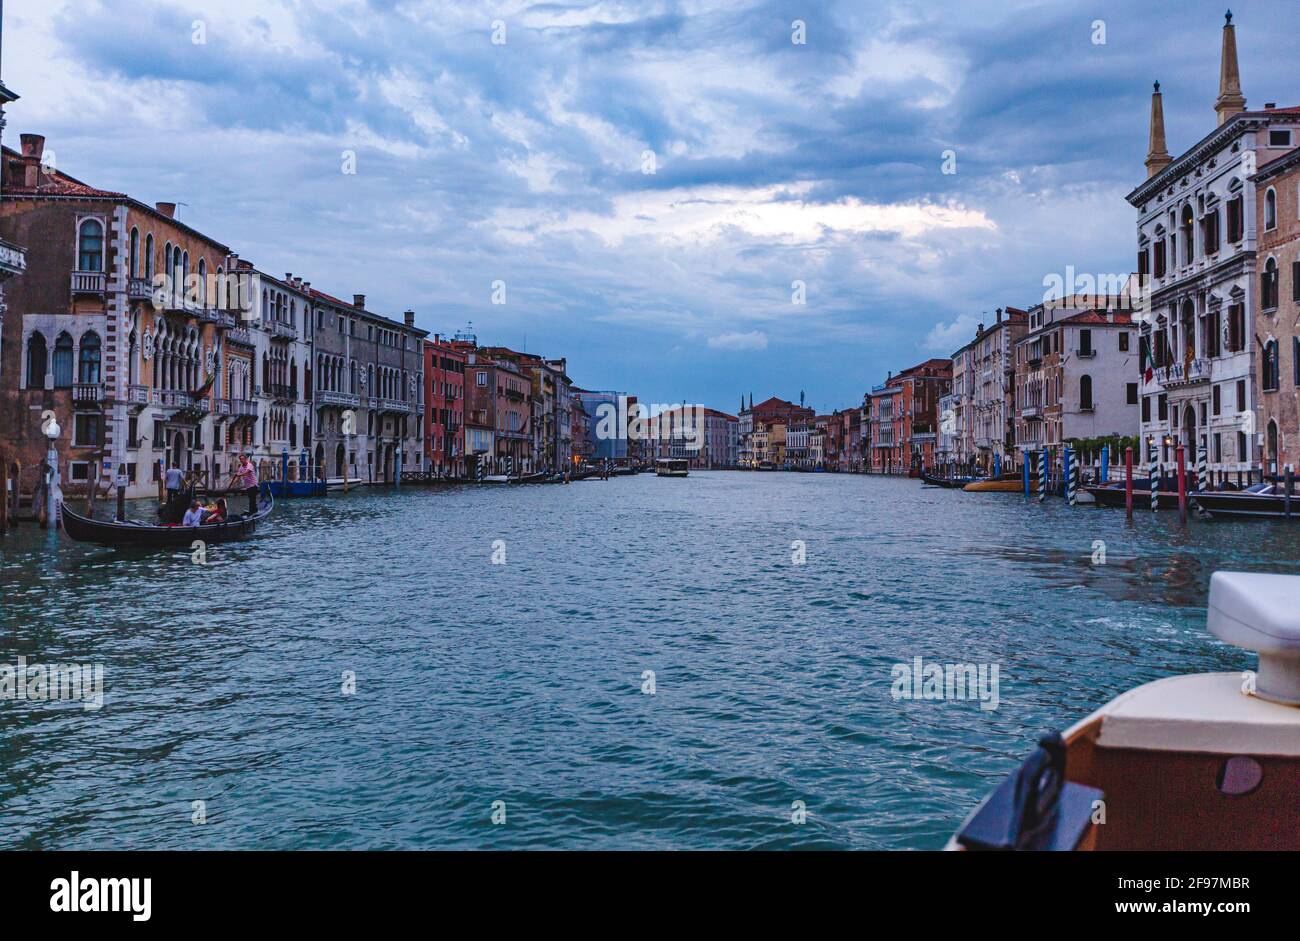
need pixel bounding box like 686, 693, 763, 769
230, 454, 260, 516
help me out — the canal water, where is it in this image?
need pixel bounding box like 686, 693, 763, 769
2, 473, 1297, 850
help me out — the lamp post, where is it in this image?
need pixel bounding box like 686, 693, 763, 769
43, 415, 61, 529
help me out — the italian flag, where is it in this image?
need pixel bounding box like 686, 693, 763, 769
1143, 343, 1155, 384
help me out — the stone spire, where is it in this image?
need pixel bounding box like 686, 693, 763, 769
1215, 11, 1246, 126
1145, 81, 1173, 179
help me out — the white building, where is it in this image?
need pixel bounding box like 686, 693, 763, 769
1130, 13, 1300, 481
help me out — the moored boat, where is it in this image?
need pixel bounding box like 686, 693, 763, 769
963, 478, 1025, 493
1193, 482, 1300, 519
61, 491, 274, 549
949, 571, 1300, 850
921, 472, 975, 489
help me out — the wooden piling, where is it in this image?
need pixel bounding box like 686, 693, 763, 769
0, 456, 8, 535
1124, 447, 1133, 521
1176, 445, 1187, 524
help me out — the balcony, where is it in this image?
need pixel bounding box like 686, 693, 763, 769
379, 398, 414, 414
72, 382, 105, 405
127, 384, 150, 406
315, 390, 360, 408
70, 270, 106, 295
225, 326, 254, 347
0, 237, 26, 278
1155, 357, 1210, 388
153, 389, 211, 415
127, 277, 154, 302
216, 398, 258, 419
1022, 407, 1041, 420
269, 383, 295, 403
271, 320, 296, 340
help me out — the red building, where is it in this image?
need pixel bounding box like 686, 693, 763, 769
424, 334, 466, 477
867, 359, 951, 474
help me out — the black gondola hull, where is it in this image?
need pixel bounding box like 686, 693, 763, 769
60, 493, 274, 548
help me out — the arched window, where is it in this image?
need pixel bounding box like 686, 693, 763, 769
1263, 340, 1280, 391
53, 332, 74, 388
129, 227, 139, 278
78, 219, 104, 272
1263, 257, 1280, 310
79, 331, 102, 383
198, 259, 207, 306
1079, 374, 1093, 410
1180, 205, 1195, 265
1265, 188, 1278, 231
25, 332, 47, 390
144, 234, 155, 279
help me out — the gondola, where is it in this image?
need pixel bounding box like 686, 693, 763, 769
920, 472, 975, 489
60, 491, 274, 549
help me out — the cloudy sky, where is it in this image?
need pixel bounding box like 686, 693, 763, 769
8, 0, 1297, 413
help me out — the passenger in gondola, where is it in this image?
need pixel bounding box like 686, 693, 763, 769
204, 498, 228, 524
182, 499, 206, 527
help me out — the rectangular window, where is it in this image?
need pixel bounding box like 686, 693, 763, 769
1213, 383, 1221, 416
1293, 261, 1300, 303
1207, 310, 1221, 358
1126, 383, 1138, 405
477, 371, 487, 387
1142, 396, 1151, 422
1238, 431, 1248, 463
1214, 432, 1222, 463
1227, 196, 1244, 242
1119, 332, 1130, 352
71, 415, 100, 449
1153, 240, 1167, 278
1158, 394, 1168, 421
69, 462, 90, 482
1295, 337, 1300, 385
1269, 129, 1292, 147
1079, 329, 1093, 356
1236, 379, 1246, 411
1203, 209, 1220, 255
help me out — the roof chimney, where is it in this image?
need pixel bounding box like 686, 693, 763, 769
1146, 81, 1173, 178
1265, 102, 1276, 110
404, 309, 415, 327
155, 202, 176, 218
19, 134, 44, 189
996, 307, 1003, 323
353, 294, 365, 309
19, 133, 44, 161
1215, 11, 1246, 126
977, 323, 984, 335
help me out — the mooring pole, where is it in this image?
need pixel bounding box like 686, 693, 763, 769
116, 466, 127, 522
1124, 446, 1134, 521
1197, 447, 1208, 493
1176, 445, 1187, 525
1022, 453, 1030, 497
1065, 447, 1076, 506
1286, 465, 1294, 520
0, 456, 7, 536
1100, 445, 1109, 484
1038, 448, 1048, 503
1149, 443, 1159, 512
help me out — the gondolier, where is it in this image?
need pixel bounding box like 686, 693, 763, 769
229, 454, 260, 515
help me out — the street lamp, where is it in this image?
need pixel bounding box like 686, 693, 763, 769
44, 415, 61, 527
